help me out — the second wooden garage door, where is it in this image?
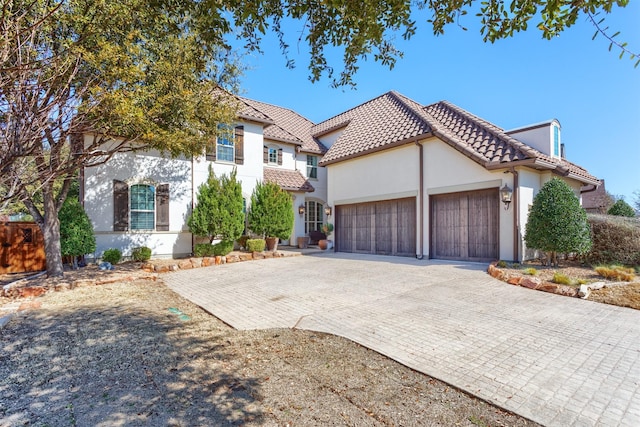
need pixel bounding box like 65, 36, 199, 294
430, 188, 499, 262
335, 197, 416, 257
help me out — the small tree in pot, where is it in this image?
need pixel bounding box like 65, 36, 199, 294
247, 181, 293, 251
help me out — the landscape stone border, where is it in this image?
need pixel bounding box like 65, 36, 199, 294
487, 261, 606, 299
2, 250, 297, 299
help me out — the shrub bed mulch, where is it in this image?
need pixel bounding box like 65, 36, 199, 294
488, 261, 640, 310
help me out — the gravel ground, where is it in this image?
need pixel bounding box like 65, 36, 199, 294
0, 278, 540, 427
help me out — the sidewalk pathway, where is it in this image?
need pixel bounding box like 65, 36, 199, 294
163, 252, 640, 427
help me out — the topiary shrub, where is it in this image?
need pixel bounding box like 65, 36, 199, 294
524, 178, 591, 266
246, 238, 266, 252
587, 214, 640, 265
607, 199, 636, 217
194, 243, 216, 257
102, 248, 122, 264
131, 246, 152, 262
212, 240, 234, 256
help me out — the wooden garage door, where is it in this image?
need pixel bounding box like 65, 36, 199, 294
335, 197, 416, 257
430, 189, 499, 262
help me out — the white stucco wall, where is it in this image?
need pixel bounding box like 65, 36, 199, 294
83, 120, 333, 257
507, 119, 561, 159
83, 148, 194, 259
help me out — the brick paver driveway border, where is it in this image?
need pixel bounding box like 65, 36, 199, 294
164, 252, 640, 427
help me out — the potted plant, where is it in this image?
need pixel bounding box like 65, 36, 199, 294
319, 223, 334, 250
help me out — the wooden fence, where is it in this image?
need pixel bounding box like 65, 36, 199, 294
0, 222, 46, 274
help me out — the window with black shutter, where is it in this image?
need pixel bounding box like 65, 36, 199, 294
234, 126, 244, 165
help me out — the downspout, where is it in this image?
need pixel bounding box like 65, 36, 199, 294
415, 141, 424, 259
510, 167, 519, 263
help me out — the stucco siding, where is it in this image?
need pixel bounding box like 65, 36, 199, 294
328, 144, 420, 206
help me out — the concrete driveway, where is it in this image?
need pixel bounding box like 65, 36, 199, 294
164, 252, 640, 427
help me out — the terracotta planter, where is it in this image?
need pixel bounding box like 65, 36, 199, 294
265, 237, 278, 252
297, 236, 309, 249
318, 239, 328, 250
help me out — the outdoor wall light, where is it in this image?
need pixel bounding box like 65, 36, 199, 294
500, 183, 513, 210
324, 206, 332, 217
298, 204, 305, 216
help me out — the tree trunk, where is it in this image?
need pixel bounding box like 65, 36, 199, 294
42, 188, 64, 277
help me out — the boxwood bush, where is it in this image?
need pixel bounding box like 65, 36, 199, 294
194, 243, 215, 257
246, 238, 266, 252
131, 246, 152, 262
102, 248, 122, 264
213, 240, 234, 256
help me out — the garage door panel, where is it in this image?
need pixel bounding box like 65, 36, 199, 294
431, 189, 498, 262
336, 197, 416, 257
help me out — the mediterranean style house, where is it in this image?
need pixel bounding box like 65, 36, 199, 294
81, 90, 599, 262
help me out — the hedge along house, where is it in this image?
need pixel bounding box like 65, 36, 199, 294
82, 95, 326, 260
314, 91, 599, 262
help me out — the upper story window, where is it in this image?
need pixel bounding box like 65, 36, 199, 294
268, 147, 278, 164
263, 145, 282, 165
553, 125, 560, 157
217, 124, 235, 162
307, 155, 318, 179
130, 184, 155, 230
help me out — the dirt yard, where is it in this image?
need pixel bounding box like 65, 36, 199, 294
0, 276, 539, 427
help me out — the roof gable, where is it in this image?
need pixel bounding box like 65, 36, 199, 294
241, 98, 327, 154
315, 91, 598, 185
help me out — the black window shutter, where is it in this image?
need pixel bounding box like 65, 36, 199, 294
277, 148, 283, 165
263, 146, 268, 163
156, 184, 170, 231
113, 180, 129, 231
234, 126, 244, 165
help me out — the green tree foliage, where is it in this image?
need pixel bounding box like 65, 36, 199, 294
1, 1, 240, 276
188, 167, 245, 244
608, 199, 636, 217
248, 182, 293, 240
228, 0, 635, 87
58, 188, 96, 268
524, 178, 592, 266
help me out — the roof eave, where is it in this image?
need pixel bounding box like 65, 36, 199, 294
264, 136, 303, 146
319, 132, 432, 166
237, 113, 275, 126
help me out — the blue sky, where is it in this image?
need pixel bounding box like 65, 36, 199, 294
234, 3, 640, 203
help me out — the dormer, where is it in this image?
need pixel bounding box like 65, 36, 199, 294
506, 119, 564, 159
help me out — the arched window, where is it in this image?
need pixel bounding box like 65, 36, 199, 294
130, 184, 155, 230
305, 200, 324, 233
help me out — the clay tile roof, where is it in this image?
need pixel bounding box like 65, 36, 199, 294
422, 100, 537, 165
313, 91, 432, 164
241, 98, 327, 154
264, 167, 315, 193
315, 91, 598, 185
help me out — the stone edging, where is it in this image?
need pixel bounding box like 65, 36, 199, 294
140, 250, 292, 273
487, 262, 606, 299
2, 250, 295, 299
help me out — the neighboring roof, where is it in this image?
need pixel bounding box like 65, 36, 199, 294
314, 91, 599, 185
263, 167, 315, 193
581, 179, 609, 212
241, 98, 327, 154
